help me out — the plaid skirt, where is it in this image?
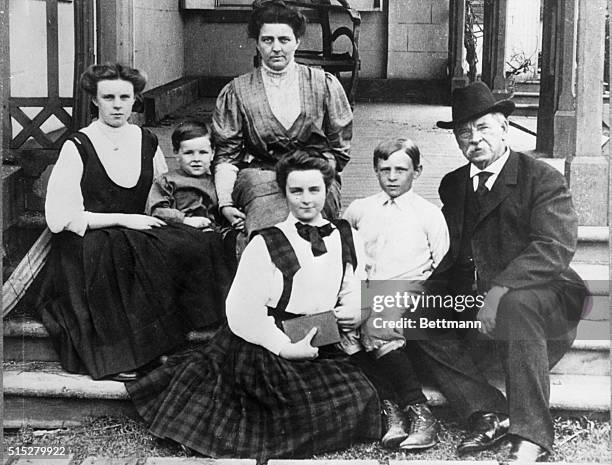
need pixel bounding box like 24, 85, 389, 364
127, 326, 381, 461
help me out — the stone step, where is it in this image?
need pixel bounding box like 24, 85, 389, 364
4, 309, 608, 361
515, 80, 541, 93
2, 319, 217, 362
574, 226, 609, 264
510, 91, 540, 105
3, 362, 609, 429
513, 103, 539, 116
4, 264, 608, 361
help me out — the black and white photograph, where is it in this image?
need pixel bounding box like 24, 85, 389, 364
1, 1, 610, 464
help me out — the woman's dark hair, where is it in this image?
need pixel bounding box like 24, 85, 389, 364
248, 0, 307, 39
373, 138, 421, 170
276, 149, 335, 194
80, 63, 147, 115
171, 120, 212, 152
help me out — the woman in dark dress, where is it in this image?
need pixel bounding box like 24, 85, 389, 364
127, 151, 381, 460
41, 63, 232, 381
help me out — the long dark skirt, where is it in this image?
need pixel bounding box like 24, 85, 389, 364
127, 326, 381, 461
39, 223, 233, 379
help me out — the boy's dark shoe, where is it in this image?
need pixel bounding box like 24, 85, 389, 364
457, 411, 510, 455
381, 399, 408, 448
399, 403, 439, 450
507, 437, 549, 462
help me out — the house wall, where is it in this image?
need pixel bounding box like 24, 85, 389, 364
387, 0, 449, 79
184, 9, 387, 79
133, 0, 185, 90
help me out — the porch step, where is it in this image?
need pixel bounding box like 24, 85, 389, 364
4, 263, 608, 361
4, 316, 608, 360
4, 361, 608, 429
3, 320, 217, 362
513, 103, 539, 116
574, 226, 609, 264
510, 91, 540, 105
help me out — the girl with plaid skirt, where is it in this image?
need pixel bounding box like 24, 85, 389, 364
127, 151, 381, 460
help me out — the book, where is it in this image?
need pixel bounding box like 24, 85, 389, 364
281, 310, 341, 347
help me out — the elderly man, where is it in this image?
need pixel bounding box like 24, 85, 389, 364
418, 82, 587, 461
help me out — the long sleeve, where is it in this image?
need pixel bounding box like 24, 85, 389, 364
153, 146, 168, 178
45, 140, 88, 236
492, 166, 578, 288
212, 82, 245, 168
335, 229, 368, 324
425, 206, 450, 268
226, 235, 291, 355
323, 72, 352, 172
212, 82, 244, 207
147, 175, 185, 223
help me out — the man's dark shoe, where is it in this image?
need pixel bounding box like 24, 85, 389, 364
507, 438, 549, 462
381, 399, 408, 448
457, 412, 510, 455
399, 403, 439, 450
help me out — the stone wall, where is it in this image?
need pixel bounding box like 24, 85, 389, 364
387, 0, 449, 79
134, 0, 185, 90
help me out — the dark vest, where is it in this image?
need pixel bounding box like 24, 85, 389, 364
68, 129, 158, 214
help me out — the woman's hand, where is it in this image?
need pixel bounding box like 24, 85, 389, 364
183, 216, 212, 229
279, 328, 319, 361
119, 214, 166, 230
334, 305, 362, 332
221, 206, 246, 230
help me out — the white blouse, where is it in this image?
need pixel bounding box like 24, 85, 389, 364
45, 120, 168, 236
226, 213, 366, 356
261, 60, 301, 130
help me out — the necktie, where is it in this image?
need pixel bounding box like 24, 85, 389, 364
295, 222, 334, 256
475, 171, 493, 196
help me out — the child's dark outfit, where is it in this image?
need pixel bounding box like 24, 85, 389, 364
148, 169, 237, 270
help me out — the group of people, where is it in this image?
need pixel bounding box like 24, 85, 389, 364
40, 0, 587, 462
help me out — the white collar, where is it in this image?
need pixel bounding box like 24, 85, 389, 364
470, 148, 510, 179
379, 189, 415, 210
261, 60, 298, 81
282, 212, 330, 228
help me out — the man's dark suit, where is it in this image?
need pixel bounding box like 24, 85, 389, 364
418, 150, 587, 451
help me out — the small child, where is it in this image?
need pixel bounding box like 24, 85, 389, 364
147, 120, 220, 230
344, 137, 450, 451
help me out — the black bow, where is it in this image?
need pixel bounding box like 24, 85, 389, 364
295, 222, 334, 256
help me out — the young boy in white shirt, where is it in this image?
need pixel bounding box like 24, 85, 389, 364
344, 138, 449, 450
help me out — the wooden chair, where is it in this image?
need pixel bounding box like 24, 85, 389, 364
255, 0, 361, 104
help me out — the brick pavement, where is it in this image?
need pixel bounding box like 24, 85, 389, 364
148, 100, 537, 209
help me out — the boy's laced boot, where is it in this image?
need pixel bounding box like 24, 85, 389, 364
399, 403, 439, 450
381, 399, 409, 448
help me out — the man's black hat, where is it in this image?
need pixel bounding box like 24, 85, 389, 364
436, 81, 515, 129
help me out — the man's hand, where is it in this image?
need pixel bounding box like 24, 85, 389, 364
221, 206, 246, 230
477, 285, 509, 336
279, 328, 319, 361
183, 216, 212, 229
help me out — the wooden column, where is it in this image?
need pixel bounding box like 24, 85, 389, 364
535, 0, 557, 154
570, 0, 608, 225
1, 0, 9, 283
72, 0, 96, 130
552, 0, 577, 160
482, 0, 509, 96
96, 0, 134, 65
449, 0, 469, 92
0, 0, 10, 154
